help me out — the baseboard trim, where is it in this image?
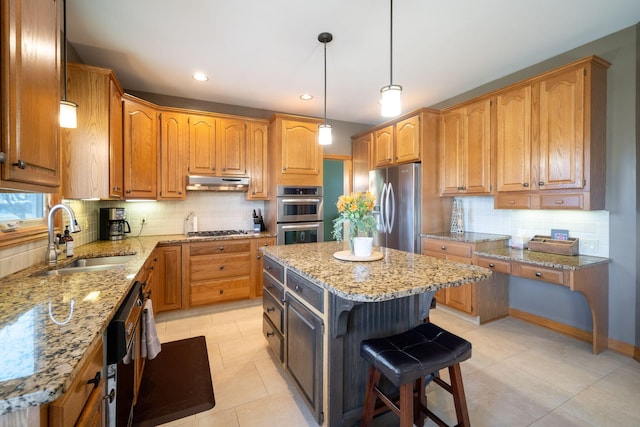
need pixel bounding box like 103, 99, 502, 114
509, 308, 637, 358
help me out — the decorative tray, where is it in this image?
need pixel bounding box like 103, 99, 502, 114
333, 250, 384, 262
528, 235, 579, 256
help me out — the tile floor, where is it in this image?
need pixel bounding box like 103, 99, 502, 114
153, 299, 640, 427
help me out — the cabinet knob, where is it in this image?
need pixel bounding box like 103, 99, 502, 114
219, 289, 224, 294
489, 263, 495, 268
219, 265, 224, 270
266, 331, 274, 337
212, 167, 216, 172
508, 200, 516, 205
218, 246, 224, 251
555, 200, 564, 205
13, 159, 26, 169
105, 388, 115, 403
538, 182, 545, 187
266, 306, 275, 313
257, 255, 261, 260
522, 183, 529, 187
535, 272, 542, 277
86, 371, 101, 389
294, 285, 302, 293
282, 167, 287, 171
441, 246, 446, 250
0, 152, 6, 164
222, 168, 227, 171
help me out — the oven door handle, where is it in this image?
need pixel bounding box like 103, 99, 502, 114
280, 198, 321, 204
280, 223, 320, 230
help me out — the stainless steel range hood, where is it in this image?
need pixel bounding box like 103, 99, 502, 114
186, 175, 249, 192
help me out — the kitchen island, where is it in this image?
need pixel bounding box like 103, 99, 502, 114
260, 241, 492, 427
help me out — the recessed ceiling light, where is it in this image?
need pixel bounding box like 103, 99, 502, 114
193, 72, 209, 82
300, 93, 313, 100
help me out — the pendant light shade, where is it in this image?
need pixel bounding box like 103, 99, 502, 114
380, 0, 402, 117
60, 0, 78, 128
318, 32, 333, 145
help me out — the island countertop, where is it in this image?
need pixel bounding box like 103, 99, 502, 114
261, 241, 492, 302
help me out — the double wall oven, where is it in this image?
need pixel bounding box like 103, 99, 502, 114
275, 186, 324, 245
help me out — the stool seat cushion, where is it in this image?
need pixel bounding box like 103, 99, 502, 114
360, 322, 471, 387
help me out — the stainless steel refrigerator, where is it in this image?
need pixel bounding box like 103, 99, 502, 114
369, 163, 421, 253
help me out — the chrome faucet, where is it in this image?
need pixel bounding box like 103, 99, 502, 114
46, 204, 81, 265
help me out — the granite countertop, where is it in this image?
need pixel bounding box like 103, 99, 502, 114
261, 241, 492, 303
0, 231, 274, 416
421, 231, 511, 243
474, 247, 611, 270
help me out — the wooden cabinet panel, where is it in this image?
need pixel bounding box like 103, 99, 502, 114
247, 121, 269, 199
188, 115, 217, 174
281, 119, 321, 176
252, 237, 275, 297
394, 114, 421, 164
218, 118, 247, 176
440, 109, 463, 194
109, 79, 124, 199
463, 99, 492, 194
373, 125, 394, 168
351, 132, 372, 192
158, 111, 187, 200
153, 245, 182, 313
513, 263, 567, 286
422, 239, 472, 258
475, 256, 512, 274
123, 97, 158, 199
1, 0, 61, 191
445, 284, 473, 313
190, 277, 251, 306
190, 252, 251, 281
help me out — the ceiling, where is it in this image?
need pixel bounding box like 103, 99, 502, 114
67, 0, 640, 126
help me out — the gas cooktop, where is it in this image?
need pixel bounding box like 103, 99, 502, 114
187, 230, 251, 238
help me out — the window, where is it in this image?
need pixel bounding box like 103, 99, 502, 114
0, 193, 46, 225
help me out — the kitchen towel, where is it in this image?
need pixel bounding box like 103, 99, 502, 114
141, 299, 161, 360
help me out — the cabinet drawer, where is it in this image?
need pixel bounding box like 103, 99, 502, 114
263, 272, 284, 302
189, 240, 251, 256
475, 257, 511, 274
190, 277, 251, 306
263, 256, 285, 283
263, 314, 283, 362
513, 263, 567, 286
539, 193, 584, 209
287, 270, 324, 313
190, 253, 251, 280
423, 239, 471, 259
263, 291, 284, 333
495, 193, 532, 209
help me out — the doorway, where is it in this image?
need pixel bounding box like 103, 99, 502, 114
323, 156, 351, 241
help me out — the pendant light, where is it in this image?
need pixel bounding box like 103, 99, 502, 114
380, 0, 402, 117
60, 0, 78, 128
318, 32, 333, 146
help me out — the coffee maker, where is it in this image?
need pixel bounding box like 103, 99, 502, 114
100, 208, 131, 240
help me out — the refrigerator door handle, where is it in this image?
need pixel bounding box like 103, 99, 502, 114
379, 182, 387, 233
387, 182, 395, 233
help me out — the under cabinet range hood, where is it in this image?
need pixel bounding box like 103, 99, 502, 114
186, 175, 249, 192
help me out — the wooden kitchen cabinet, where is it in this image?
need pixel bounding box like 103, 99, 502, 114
218, 118, 248, 176
440, 98, 492, 195
494, 56, 609, 210
151, 245, 183, 313
351, 132, 372, 192
251, 237, 276, 297
247, 121, 269, 199
49, 338, 104, 427
188, 114, 217, 175
158, 111, 188, 200
370, 112, 422, 169
373, 125, 394, 168
61, 64, 124, 199
421, 236, 509, 323
123, 95, 158, 199
1, 0, 61, 192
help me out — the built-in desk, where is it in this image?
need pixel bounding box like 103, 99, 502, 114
474, 247, 610, 354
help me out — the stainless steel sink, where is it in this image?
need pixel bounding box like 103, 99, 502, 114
34, 255, 135, 276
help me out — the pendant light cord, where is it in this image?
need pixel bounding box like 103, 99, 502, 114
323, 40, 327, 125
389, 0, 393, 86
62, 0, 68, 101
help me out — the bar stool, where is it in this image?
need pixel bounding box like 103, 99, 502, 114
359, 322, 472, 427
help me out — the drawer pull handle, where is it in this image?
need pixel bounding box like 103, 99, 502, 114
555, 200, 564, 204
508, 200, 516, 205
535, 272, 542, 277
266, 331, 274, 337
219, 265, 224, 270
219, 246, 225, 251
266, 265, 272, 270
266, 306, 275, 313
257, 255, 262, 260
219, 289, 224, 294
105, 388, 115, 403
538, 182, 545, 187
489, 263, 495, 268
522, 182, 529, 187
441, 246, 446, 250
87, 371, 101, 389
294, 285, 302, 293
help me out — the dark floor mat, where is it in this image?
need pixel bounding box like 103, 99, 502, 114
133, 336, 215, 427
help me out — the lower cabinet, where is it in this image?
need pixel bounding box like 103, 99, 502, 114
49, 338, 105, 427
151, 245, 182, 313
251, 237, 276, 297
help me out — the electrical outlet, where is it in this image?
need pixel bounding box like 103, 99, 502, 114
581, 239, 598, 252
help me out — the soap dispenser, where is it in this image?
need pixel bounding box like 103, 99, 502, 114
63, 225, 74, 257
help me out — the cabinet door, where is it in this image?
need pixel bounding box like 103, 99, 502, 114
218, 118, 247, 176
158, 112, 187, 200
153, 245, 182, 312
395, 114, 421, 164
286, 296, 323, 423
373, 125, 393, 168
123, 98, 157, 198
1, 0, 60, 190
440, 109, 463, 194
247, 122, 268, 199
538, 66, 585, 190
463, 99, 492, 194
352, 133, 372, 192
109, 78, 124, 199
281, 119, 321, 175
252, 237, 275, 297
188, 115, 217, 174
446, 283, 474, 314
496, 85, 532, 192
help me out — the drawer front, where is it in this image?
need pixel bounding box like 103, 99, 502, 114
495, 193, 532, 209
190, 277, 251, 306
263, 314, 283, 362
190, 252, 251, 280
423, 239, 471, 259
263, 272, 285, 302
287, 270, 324, 312
189, 240, 251, 256
263, 256, 285, 283
475, 257, 511, 274
513, 263, 566, 286
263, 290, 284, 333
254, 237, 276, 251
539, 193, 584, 209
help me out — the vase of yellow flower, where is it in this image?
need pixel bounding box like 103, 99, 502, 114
332, 191, 377, 256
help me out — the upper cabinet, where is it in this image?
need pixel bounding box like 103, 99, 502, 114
188, 114, 217, 175
351, 132, 372, 193
247, 121, 269, 200
440, 98, 492, 195
371, 113, 422, 169
1, 0, 61, 191
218, 118, 247, 176
158, 110, 188, 200
269, 114, 323, 186
373, 125, 394, 168
123, 95, 158, 199
61, 64, 124, 199
494, 56, 609, 210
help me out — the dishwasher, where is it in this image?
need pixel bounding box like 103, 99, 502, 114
106, 281, 144, 427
